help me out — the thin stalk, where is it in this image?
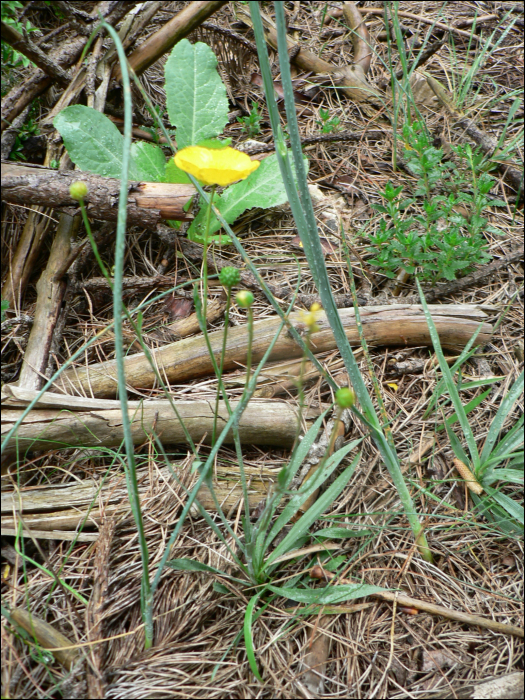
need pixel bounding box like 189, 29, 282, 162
340, 227, 395, 450
212, 286, 233, 445
99, 20, 152, 646
250, 1, 432, 562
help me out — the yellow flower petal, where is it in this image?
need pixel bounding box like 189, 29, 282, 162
174, 146, 260, 186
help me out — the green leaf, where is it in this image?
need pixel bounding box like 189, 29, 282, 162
164, 39, 229, 149
196, 138, 232, 149
164, 157, 192, 183
244, 592, 264, 682
54, 105, 141, 179
313, 527, 372, 539
268, 582, 387, 605
484, 486, 524, 525
266, 449, 362, 566
188, 152, 307, 241
436, 387, 492, 431
130, 141, 166, 181
480, 371, 524, 465
166, 558, 246, 584
417, 280, 480, 470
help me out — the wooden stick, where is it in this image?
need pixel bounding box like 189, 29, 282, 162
113, 1, 228, 79
1, 391, 321, 459
1, 163, 196, 226
49, 304, 495, 398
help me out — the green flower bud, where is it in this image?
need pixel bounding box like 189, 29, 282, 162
235, 290, 254, 308
219, 266, 241, 288
69, 181, 88, 201
335, 387, 355, 408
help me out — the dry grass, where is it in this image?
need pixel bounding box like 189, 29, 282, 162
1, 1, 523, 698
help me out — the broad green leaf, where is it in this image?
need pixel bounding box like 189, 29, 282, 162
187, 153, 308, 241
165, 157, 192, 183
164, 39, 229, 149
54, 105, 141, 179
268, 582, 387, 605
130, 141, 166, 181
196, 138, 232, 149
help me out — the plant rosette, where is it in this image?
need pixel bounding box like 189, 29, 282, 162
53, 39, 305, 246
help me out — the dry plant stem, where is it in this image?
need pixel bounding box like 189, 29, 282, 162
310, 566, 524, 638
52, 304, 495, 398
360, 7, 488, 43
1, 208, 52, 309
424, 245, 524, 302
16, 213, 80, 391
1, 163, 196, 225
0, 20, 71, 85
113, 0, 228, 79
342, 1, 373, 72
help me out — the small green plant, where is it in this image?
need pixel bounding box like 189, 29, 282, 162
1, 299, 9, 323
8, 117, 40, 161
53, 40, 298, 246
316, 107, 341, 133
1, 1, 38, 76
417, 280, 523, 535
237, 100, 262, 137
366, 121, 504, 284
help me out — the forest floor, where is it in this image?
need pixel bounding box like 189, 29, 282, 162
1, 2, 523, 698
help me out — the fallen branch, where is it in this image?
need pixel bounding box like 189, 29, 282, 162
49, 304, 496, 398
1, 387, 320, 459
1, 163, 196, 226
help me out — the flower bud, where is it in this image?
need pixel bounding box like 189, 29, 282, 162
219, 266, 241, 288
335, 387, 355, 408
69, 181, 88, 201
235, 290, 254, 308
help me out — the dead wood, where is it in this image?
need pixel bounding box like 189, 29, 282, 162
1, 207, 52, 309
424, 245, 524, 303
1, 163, 196, 226
0, 20, 71, 85
1, 35, 86, 131
113, 1, 229, 80
237, 6, 383, 108
50, 304, 496, 398
429, 672, 524, 700
16, 212, 80, 391
1, 388, 320, 459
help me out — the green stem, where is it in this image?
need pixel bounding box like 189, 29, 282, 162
213, 287, 232, 444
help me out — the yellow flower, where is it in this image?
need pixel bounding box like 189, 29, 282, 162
299, 302, 322, 332
174, 146, 260, 186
